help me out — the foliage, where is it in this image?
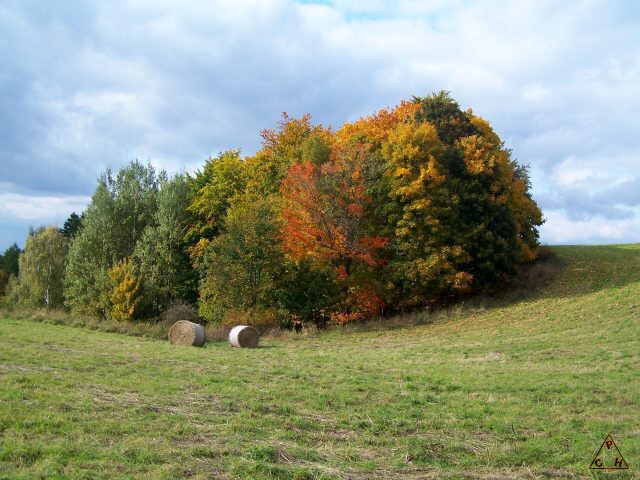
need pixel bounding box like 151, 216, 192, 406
4, 275, 20, 307
275, 259, 341, 328
281, 144, 388, 271
109, 257, 143, 322
376, 93, 543, 306
136, 174, 197, 314
5, 92, 542, 327
198, 195, 284, 323
413, 90, 478, 145
0, 269, 9, 297
64, 161, 162, 316
0, 243, 21, 277
160, 300, 201, 326
186, 150, 248, 260
245, 113, 332, 196
380, 111, 474, 304
12, 227, 68, 308
281, 140, 389, 322
185, 93, 541, 324
60, 212, 83, 238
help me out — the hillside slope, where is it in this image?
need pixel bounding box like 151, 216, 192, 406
0, 245, 638, 479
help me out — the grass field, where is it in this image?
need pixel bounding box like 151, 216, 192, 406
0, 245, 638, 479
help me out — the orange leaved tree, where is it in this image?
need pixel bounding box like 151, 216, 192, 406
281, 140, 388, 323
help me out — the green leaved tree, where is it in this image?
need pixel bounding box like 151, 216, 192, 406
186, 150, 247, 261
13, 227, 68, 308
60, 212, 83, 238
198, 195, 284, 323
135, 174, 197, 313
0, 243, 21, 277
64, 161, 162, 316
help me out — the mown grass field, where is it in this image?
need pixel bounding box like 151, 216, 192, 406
1, 245, 639, 479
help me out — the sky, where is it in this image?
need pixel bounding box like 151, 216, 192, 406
1, 0, 639, 250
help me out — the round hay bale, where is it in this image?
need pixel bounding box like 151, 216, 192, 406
228, 325, 259, 348
168, 320, 206, 347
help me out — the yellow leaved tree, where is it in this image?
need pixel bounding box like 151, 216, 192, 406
109, 257, 143, 322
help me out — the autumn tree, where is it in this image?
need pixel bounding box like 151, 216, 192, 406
377, 109, 486, 304
54, 92, 542, 327
377, 93, 543, 305
281, 140, 389, 322
109, 257, 143, 322
186, 150, 248, 262
245, 113, 332, 196
320, 92, 544, 310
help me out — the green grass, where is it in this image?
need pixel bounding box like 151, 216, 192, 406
1, 245, 639, 479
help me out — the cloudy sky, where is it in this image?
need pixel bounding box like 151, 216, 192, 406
1, 0, 639, 250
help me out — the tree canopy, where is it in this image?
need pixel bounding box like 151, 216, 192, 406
12, 227, 68, 308
7, 93, 543, 328
0, 243, 21, 277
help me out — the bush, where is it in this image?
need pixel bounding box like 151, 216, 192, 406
0, 308, 168, 340
275, 259, 340, 328
204, 308, 281, 342
160, 300, 201, 326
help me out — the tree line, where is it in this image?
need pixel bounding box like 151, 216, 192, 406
1, 92, 543, 328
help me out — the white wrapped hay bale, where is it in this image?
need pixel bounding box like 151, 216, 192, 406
228, 325, 259, 348
168, 320, 206, 347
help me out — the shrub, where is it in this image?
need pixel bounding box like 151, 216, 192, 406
160, 300, 201, 326
275, 259, 340, 328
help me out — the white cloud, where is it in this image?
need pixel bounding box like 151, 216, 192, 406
0, 193, 89, 223
541, 209, 640, 245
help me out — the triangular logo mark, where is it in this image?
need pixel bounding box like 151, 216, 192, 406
590, 434, 629, 470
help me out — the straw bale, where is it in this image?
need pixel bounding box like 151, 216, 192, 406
168, 320, 206, 347
228, 325, 259, 348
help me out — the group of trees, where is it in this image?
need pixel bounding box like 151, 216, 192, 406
0, 243, 21, 299
2, 93, 543, 327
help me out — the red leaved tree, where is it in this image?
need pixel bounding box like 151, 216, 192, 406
281, 141, 388, 323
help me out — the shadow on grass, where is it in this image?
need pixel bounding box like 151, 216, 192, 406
545, 244, 640, 297
340, 244, 640, 335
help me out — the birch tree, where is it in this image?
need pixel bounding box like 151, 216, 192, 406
16, 227, 68, 308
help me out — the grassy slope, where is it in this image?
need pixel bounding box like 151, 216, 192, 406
0, 245, 638, 479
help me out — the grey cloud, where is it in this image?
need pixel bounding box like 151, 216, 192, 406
605, 177, 640, 207
538, 176, 640, 222
1, 0, 640, 248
